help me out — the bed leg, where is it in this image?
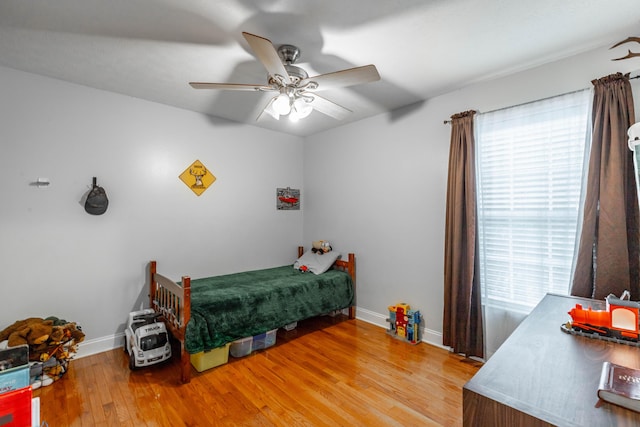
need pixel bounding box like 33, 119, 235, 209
349, 306, 356, 319
181, 342, 191, 384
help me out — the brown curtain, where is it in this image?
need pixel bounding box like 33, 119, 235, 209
443, 110, 483, 358
571, 73, 639, 300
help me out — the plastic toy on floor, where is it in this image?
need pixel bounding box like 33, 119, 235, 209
386, 303, 421, 345
124, 309, 172, 370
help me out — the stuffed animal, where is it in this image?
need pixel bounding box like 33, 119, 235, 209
45, 317, 84, 343
47, 326, 66, 345
44, 362, 64, 382
45, 316, 68, 327
312, 240, 332, 254
36, 322, 85, 362
63, 322, 85, 344
0, 318, 54, 348
1, 317, 85, 363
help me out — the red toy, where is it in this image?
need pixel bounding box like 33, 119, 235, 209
386, 303, 421, 344
562, 291, 640, 345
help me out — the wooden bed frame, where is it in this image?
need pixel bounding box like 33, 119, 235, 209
149, 247, 356, 383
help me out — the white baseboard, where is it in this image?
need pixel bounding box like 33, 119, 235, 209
75, 306, 450, 358
354, 306, 388, 329
75, 332, 124, 359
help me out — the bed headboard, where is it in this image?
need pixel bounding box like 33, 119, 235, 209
297, 246, 356, 287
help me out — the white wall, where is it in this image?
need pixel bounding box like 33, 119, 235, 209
304, 43, 640, 347
0, 66, 304, 356
2, 41, 640, 358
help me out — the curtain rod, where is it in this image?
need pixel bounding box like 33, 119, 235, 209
443, 74, 640, 124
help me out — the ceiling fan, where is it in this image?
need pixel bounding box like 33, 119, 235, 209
189, 32, 381, 122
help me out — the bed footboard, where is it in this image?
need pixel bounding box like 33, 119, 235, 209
149, 261, 192, 383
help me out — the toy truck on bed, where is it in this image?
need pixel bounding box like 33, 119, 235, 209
124, 309, 172, 370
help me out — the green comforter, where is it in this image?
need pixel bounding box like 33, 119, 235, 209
184, 265, 354, 353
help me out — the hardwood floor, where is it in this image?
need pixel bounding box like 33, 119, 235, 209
33, 316, 481, 426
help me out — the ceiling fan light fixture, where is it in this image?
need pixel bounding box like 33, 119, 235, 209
289, 112, 301, 123
264, 104, 280, 120
272, 93, 291, 115
292, 97, 313, 119
191, 33, 379, 124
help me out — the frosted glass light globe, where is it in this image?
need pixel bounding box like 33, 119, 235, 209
293, 97, 313, 119
272, 93, 291, 115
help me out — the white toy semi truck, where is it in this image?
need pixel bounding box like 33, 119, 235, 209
124, 309, 171, 369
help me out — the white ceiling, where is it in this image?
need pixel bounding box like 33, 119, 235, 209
1, 0, 639, 137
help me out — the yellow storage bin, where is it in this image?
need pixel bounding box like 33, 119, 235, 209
190, 343, 230, 372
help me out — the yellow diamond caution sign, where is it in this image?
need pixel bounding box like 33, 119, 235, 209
179, 160, 216, 196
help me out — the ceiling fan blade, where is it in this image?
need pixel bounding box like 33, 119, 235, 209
242, 32, 291, 84
309, 94, 352, 120
189, 82, 275, 91
301, 65, 380, 91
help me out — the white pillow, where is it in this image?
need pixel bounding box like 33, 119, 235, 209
293, 250, 341, 275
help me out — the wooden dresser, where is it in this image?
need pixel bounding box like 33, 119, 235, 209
463, 293, 640, 426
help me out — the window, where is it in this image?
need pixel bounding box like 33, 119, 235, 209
475, 90, 591, 313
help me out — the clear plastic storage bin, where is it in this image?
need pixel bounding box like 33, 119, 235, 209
252, 329, 277, 351
229, 337, 252, 357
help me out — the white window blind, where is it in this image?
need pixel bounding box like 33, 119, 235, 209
475, 89, 591, 313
